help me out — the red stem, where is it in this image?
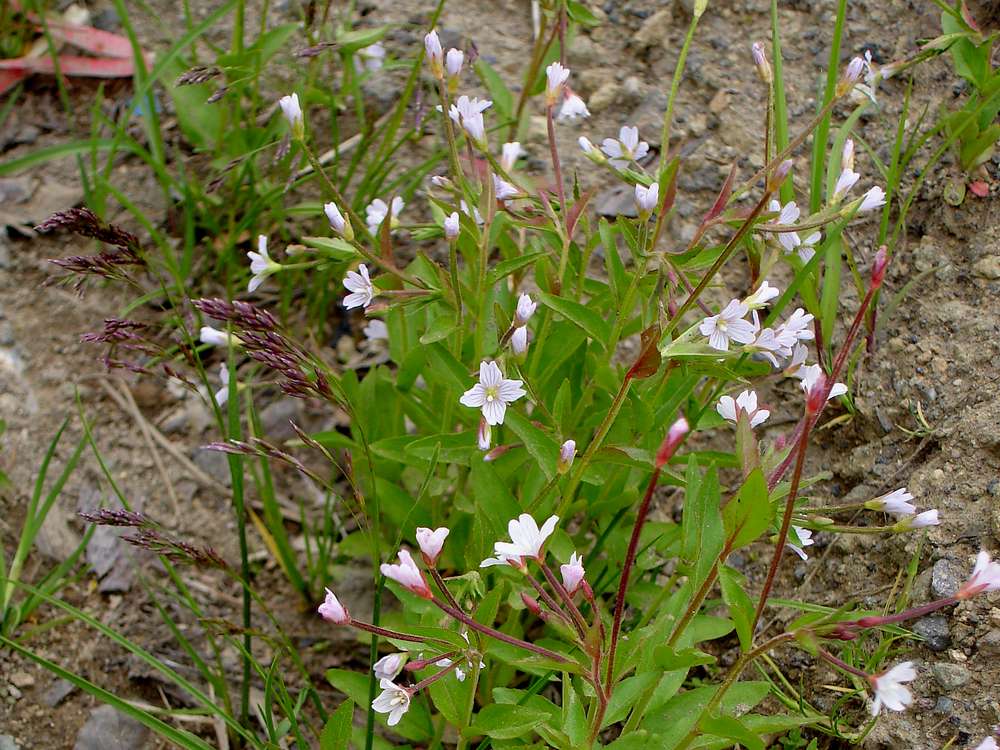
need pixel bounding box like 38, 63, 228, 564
431, 598, 571, 663
351, 619, 451, 646
545, 105, 566, 220
539, 561, 589, 638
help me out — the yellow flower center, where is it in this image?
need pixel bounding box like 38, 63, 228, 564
485, 386, 499, 402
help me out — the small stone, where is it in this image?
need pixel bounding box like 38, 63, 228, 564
8, 672, 33, 689
587, 82, 619, 114
987, 479, 1000, 497
634, 7, 672, 49
931, 558, 964, 598
978, 628, 1000, 656
912, 615, 951, 652
972, 255, 1000, 279
74, 706, 150, 750
931, 662, 970, 691
875, 408, 894, 434
933, 696, 954, 714
43, 679, 76, 707
0, 735, 19, 750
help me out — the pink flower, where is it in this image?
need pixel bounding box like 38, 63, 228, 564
459, 361, 526, 426
380, 549, 432, 598
318, 588, 350, 623
560, 552, 585, 594
699, 299, 757, 351
869, 661, 916, 715
717, 390, 769, 428
415, 527, 449, 565
957, 550, 1000, 598
343, 264, 375, 310
372, 679, 411, 725
373, 653, 407, 681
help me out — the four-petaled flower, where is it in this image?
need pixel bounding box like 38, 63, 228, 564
868, 488, 916, 516
600, 126, 649, 169
958, 550, 1000, 598
460, 361, 526, 426
767, 199, 801, 254
493, 174, 520, 202
898, 509, 940, 530
366, 197, 405, 232
557, 90, 590, 121
717, 390, 770, 428
415, 527, 450, 565
743, 280, 780, 310
700, 299, 758, 351
796, 364, 847, 400
561, 552, 585, 594
318, 587, 350, 623
343, 263, 376, 310
247, 235, 281, 293
380, 549, 433, 598
448, 95, 492, 144
869, 661, 917, 715
858, 186, 886, 213
372, 679, 412, 726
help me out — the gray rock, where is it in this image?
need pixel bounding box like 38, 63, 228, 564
933, 696, 953, 714
0, 734, 19, 750
930, 662, 970, 691
259, 398, 303, 441
978, 628, 1000, 656
193, 448, 231, 487
931, 558, 964, 598
74, 706, 150, 750
42, 679, 76, 707
972, 255, 1000, 280
913, 615, 951, 652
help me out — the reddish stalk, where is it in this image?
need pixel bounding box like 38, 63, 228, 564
816, 647, 870, 680
431, 598, 571, 663
545, 105, 567, 220
429, 567, 462, 613
525, 572, 578, 633
350, 618, 451, 646
539, 562, 589, 638
410, 659, 461, 692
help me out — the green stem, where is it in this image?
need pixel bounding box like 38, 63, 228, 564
808, 0, 848, 212
658, 8, 702, 163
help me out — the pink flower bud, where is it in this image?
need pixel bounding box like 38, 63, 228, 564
415, 527, 449, 565
521, 592, 542, 615
380, 549, 433, 599
557, 439, 576, 474
871, 246, 889, 289
751, 42, 772, 83
655, 416, 689, 468
767, 160, 793, 191
318, 588, 350, 624
560, 552, 585, 594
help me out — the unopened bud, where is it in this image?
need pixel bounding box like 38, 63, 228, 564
484, 444, 513, 462
837, 56, 864, 95
751, 42, 772, 84
557, 439, 576, 474
520, 592, 542, 615
767, 160, 793, 192
655, 416, 689, 468
842, 138, 855, 172
477, 418, 491, 452
871, 245, 888, 289
806, 376, 827, 415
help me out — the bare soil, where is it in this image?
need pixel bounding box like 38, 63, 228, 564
1, 0, 998, 747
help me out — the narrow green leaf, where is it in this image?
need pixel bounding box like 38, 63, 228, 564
468, 704, 549, 740
721, 468, 772, 551
320, 700, 354, 750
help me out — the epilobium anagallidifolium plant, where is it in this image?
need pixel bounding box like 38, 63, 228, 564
43, 3, 1000, 748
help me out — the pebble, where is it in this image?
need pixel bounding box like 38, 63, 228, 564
42, 679, 76, 707
913, 615, 951, 652
972, 255, 1000, 279
634, 7, 673, 49
0, 735, 19, 750
74, 706, 150, 750
978, 629, 1000, 656
7, 672, 33, 689
931, 558, 964, 598
930, 662, 970, 691
933, 696, 954, 714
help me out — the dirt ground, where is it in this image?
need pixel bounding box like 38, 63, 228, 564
1, 0, 998, 747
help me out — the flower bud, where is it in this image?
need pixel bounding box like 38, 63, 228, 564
444, 211, 460, 240
655, 416, 689, 468
279, 93, 304, 140
520, 592, 542, 615
557, 439, 576, 474
511, 325, 528, 355
318, 588, 350, 624
805, 374, 827, 415
767, 159, 793, 192
751, 42, 772, 84
424, 30, 444, 79
324, 201, 353, 240
477, 418, 491, 451
871, 245, 889, 289
500, 141, 523, 172
578, 136, 607, 165
837, 56, 864, 96
484, 444, 513, 462
842, 138, 855, 172
515, 293, 537, 325
635, 182, 659, 215
415, 527, 450, 565
445, 48, 464, 78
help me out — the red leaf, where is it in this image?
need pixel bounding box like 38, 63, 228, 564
701, 163, 737, 225
625, 324, 662, 381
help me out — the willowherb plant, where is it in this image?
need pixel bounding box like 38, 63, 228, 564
35, 3, 1000, 748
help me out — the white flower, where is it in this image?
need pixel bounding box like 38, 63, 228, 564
200, 326, 232, 347
858, 186, 886, 213
424, 30, 443, 78
318, 587, 350, 623
958, 551, 1000, 598
798, 231, 821, 263
842, 56, 865, 86
500, 142, 523, 172
558, 439, 576, 474
777, 308, 815, 343
796, 364, 848, 400
445, 48, 464, 78
851, 50, 881, 104
600, 125, 649, 169
973, 739, 998, 750
366, 197, 405, 232
902, 509, 940, 529
343, 264, 376, 310
363, 319, 389, 341
460, 200, 483, 224
545, 62, 570, 105
372, 679, 411, 726
786, 526, 814, 560
869, 661, 916, 715
842, 138, 855, 171
324, 202, 347, 234
868, 488, 916, 515
415, 527, 449, 565
834, 168, 860, 201
430, 175, 451, 188
460, 361, 526, 425
247, 235, 281, 293
743, 280, 780, 309
768, 199, 801, 253
699, 299, 758, 351
213, 364, 231, 407
444, 211, 460, 240
477, 418, 491, 451
492, 513, 559, 561
752, 325, 792, 367
558, 91, 590, 120
448, 95, 491, 144
493, 174, 520, 201
279, 93, 303, 135
717, 390, 769, 428
634, 182, 658, 214
380, 549, 432, 598
561, 552, 585, 593
785, 343, 809, 375
373, 653, 407, 681
511, 325, 528, 355
479, 552, 522, 568
358, 42, 386, 72
515, 293, 536, 325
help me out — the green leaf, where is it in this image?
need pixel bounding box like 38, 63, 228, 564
537, 292, 611, 346
320, 700, 354, 750
0, 138, 141, 177
700, 715, 765, 750
419, 311, 459, 345
503, 409, 559, 479
468, 704, 549, 740
721, 468, 771, 550
718, 565, 755, 653
604, 672, 659, 727
680, 458, 724, 591
487, 251, 547, 285
566, 0, 602, 26
653, 646, 715, 671
337, 26, 389, 54
562, 682, 587, 747
475, 60, 514, 121
302, 236, 358, 260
